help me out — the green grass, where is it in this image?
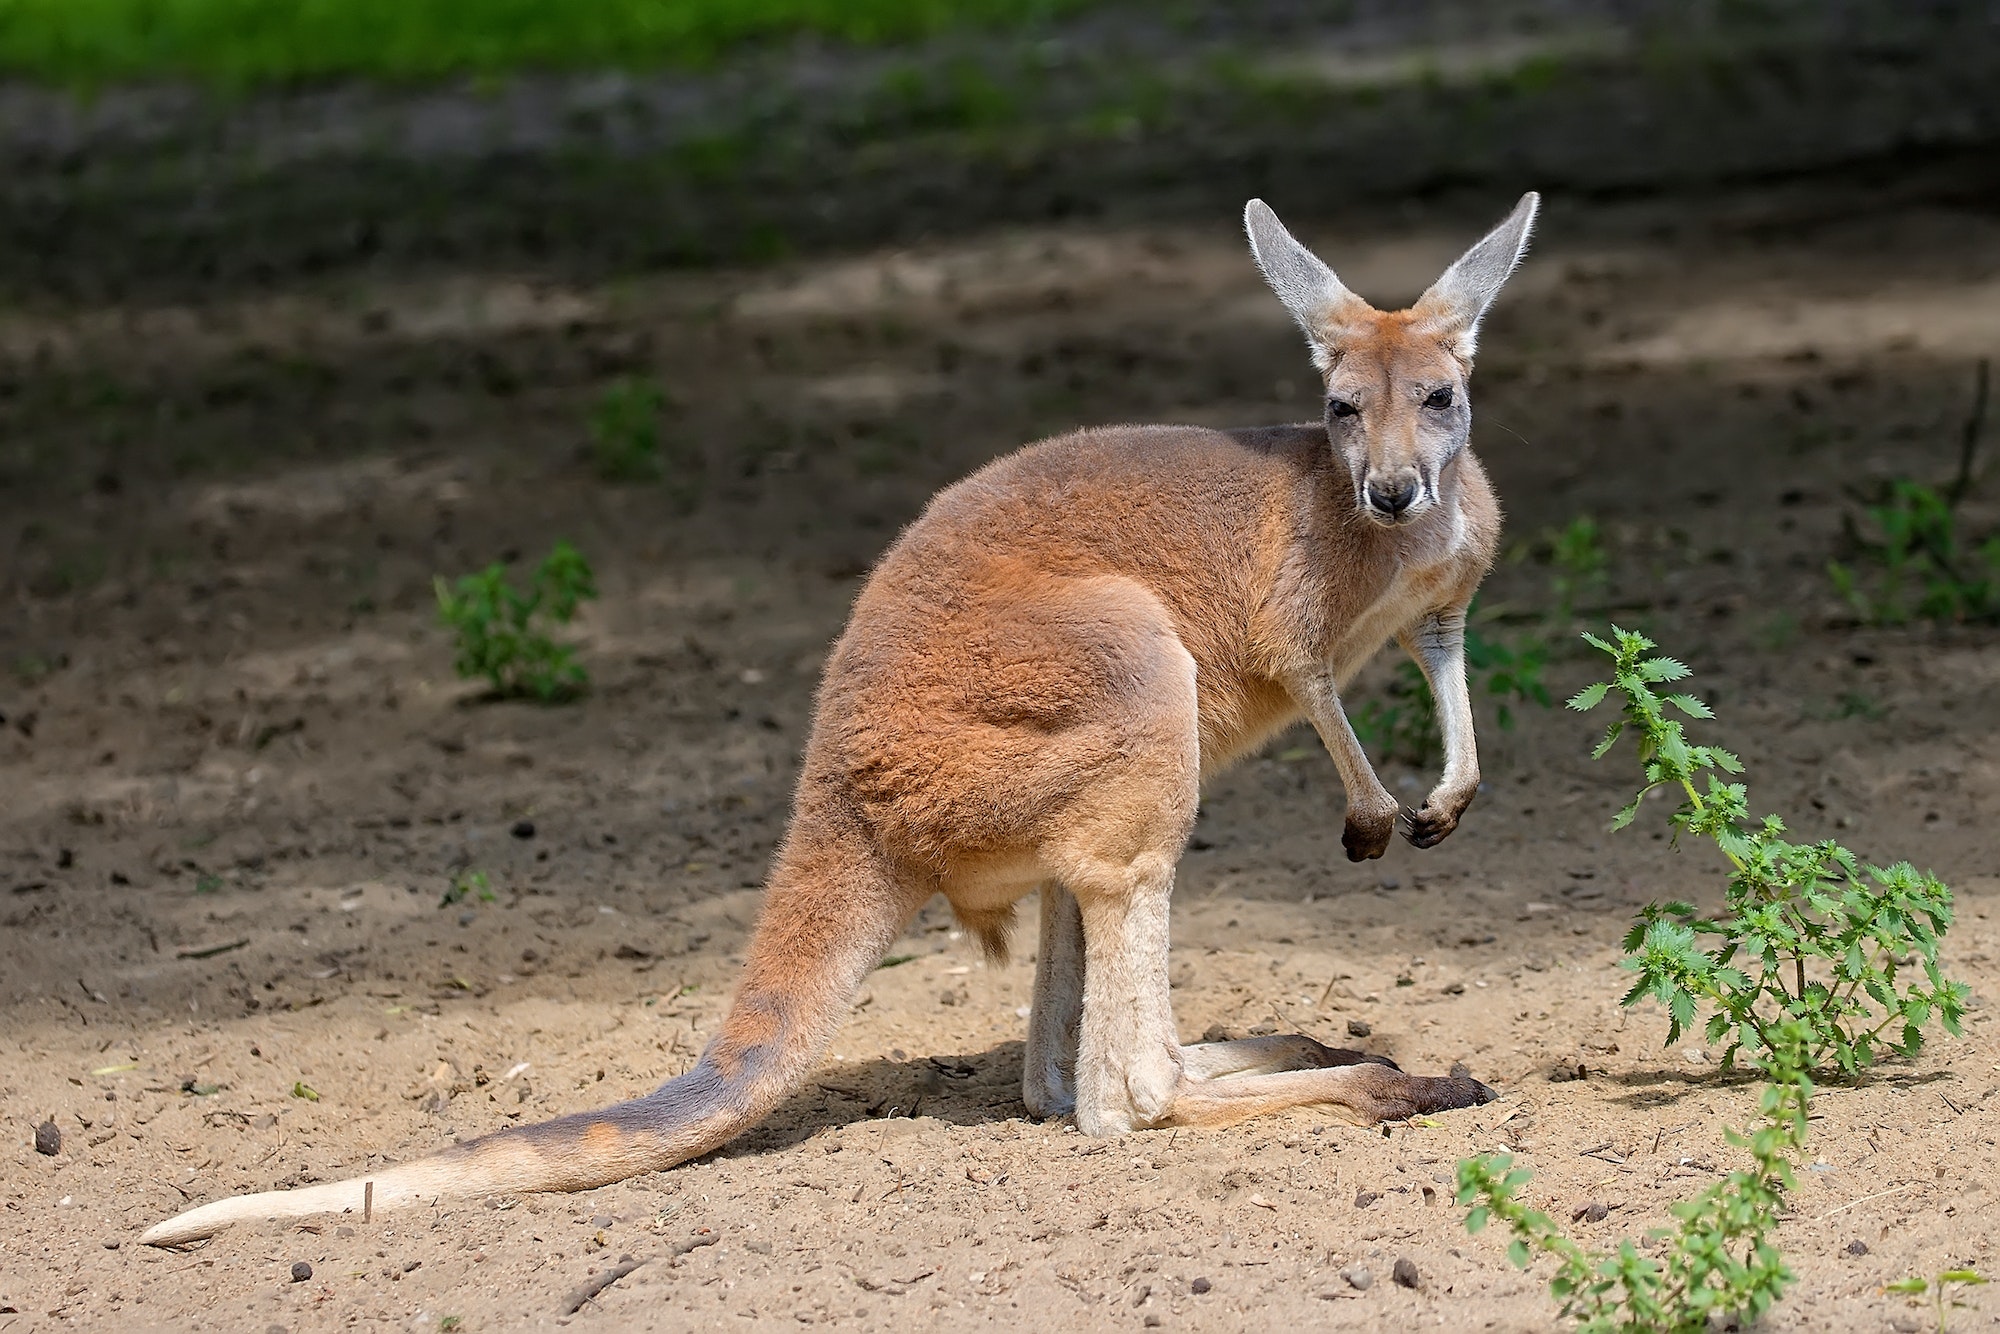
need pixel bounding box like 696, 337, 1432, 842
0, 0, 1099, 89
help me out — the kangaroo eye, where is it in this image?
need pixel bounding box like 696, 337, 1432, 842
1328, 398, 1359, 419
1424, 386, 1454, 410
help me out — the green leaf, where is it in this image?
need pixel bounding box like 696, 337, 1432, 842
1568, 681, 1611, 711
1508, 1239, 1530, 1269
1635, 656, 1691, 683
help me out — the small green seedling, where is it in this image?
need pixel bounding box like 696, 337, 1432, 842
1351, 659, 1439, 767
590, 377, 667, 481
1573, 627, 1968, 1074
1886, 1269, 1989, 1334
589, 377, 704, 510
1469, 623, 1552, 728
440, 869, 495, 908
1546, 514, 1610, 623
1829, 359, 1996, 624
1828, 480, 2000, 625
291, 1081, 319, 1102
435, 542, 598, 701
1352, 614, 1552, 766
1353, 514, 1591, 764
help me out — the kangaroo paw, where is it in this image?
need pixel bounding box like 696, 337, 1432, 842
1400, 802, 1460, 849
1343, 807, 1395, 861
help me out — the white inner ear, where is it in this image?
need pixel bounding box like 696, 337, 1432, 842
1416, 191, 1540, 358
1243, 199, 1358, 360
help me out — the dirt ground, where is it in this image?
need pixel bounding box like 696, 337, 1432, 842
3, 167, 2000, 1332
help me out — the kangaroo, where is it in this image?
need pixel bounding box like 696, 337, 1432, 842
142, 192, 1537, 1247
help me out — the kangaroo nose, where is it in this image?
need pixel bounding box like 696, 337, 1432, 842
1367, 476, 1419, 517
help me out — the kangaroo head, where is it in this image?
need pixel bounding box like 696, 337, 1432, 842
1244, 192, 1538, 526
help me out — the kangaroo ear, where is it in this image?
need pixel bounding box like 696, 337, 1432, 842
1414, 191, 1540, 359
1244, 199, 1364, 363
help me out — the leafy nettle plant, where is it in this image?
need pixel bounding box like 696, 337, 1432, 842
1572, 626, 1968, 1074
435, 541, 599, 702
1457, 628, 1972, 1333
1458, 1021, 1815, 1334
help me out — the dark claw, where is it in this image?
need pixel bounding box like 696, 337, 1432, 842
1401, 803, 1459, 850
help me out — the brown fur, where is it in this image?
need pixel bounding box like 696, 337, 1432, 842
140, 194, 1537, 1247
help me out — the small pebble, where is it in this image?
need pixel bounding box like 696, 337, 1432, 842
1346, 1019, 1372, 1038
1190, 1277, 1211, 1295
1343, 1265, 1374, 1291
1393, 1257, 1422, 1290
102, 1239, 120, 1250
1845, 1239, 1870, 1256
510, 819, 535, 839
290, 1261, 313, 1283
34, 1119, 60, 1156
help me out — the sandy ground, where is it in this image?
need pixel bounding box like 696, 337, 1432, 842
3, 174, 2000, 1332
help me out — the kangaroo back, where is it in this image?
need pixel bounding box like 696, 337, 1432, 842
141, 810, 911, 1246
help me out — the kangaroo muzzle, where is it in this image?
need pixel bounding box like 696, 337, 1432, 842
1364, 470, 1422, 522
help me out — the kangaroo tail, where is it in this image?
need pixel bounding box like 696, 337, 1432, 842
141, 816, 910, 1247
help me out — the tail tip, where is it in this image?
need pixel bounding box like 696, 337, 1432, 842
139, 1211, 224, 1248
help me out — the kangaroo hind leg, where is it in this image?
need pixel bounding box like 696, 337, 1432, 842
1023, 883, 1083, 1119
1179, 1034, 1395, 1080
1162, 1059, 1496, 1130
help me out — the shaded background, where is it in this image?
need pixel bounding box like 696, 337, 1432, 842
2, 2, 1999, 1330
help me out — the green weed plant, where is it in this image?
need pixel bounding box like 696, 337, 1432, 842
1828, 480, 2000, 625
1353, 514, 1605, 765
1458, 1022, 1813, 1334
1886, 1269, 1991, 1334
1830, 359, 1995, 624
1546, 515, 1610, 623
1456, 627, 1969, 1332
1573, 627, 1967, 1074
435, 542, 598, 701
1351, 622, 1550, 768
440, 868, 496, 907
590, 378, 667, 482
589, 377, 704, 510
